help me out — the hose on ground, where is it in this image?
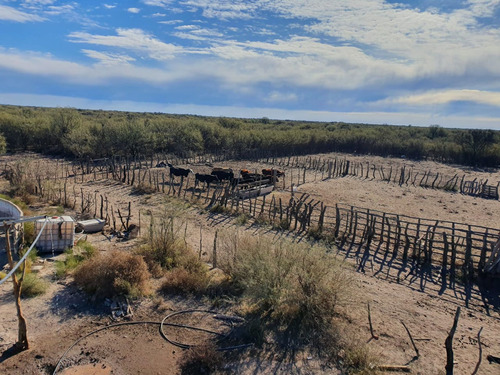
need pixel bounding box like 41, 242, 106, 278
52, 309, 248, 375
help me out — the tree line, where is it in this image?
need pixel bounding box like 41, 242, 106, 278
0, 105, 498, 167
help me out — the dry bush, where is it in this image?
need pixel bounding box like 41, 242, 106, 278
161, 267, 209, 295
340, 338, 379, 375
132, 183, 156, 195
179, 341, 223, 375
74, 250, 151, 299
218, 234, 352, 343
161, 251, 209, 294
136, 214, 190, 277
4, 162, 37, 197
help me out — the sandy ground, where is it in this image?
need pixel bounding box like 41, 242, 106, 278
1, 152, 499, 374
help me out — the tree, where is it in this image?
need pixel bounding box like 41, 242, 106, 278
458, 129, 496, 166
0, 133, 7, 154
4, 224, 29, 350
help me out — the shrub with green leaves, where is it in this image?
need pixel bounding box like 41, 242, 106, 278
21, 273, 49, 298
54, 240, 96, 278
219, 235, 352, 341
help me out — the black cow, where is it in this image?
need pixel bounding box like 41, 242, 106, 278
156, 161, 167, 168
262, 168, 285, 177
195, 173, 219, 187
241, 169, 264, 182
211, 167, 234, 181
167, 163, 193, 178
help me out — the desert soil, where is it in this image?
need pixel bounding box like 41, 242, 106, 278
1, 152, 499, 374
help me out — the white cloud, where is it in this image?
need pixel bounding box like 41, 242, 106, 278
22, 0, 56, 5
142, 0, 173, 6
127, 8, 141, 14
81, 49, 136, 66
0, 48, 188, 85
68, 28, 182, 60
383, 89, 500, 107
266, 91, 298, 102
180, 0, 259, 19
44, 4, 75, 16
0, 5, 45, 22
176, 24, 198, 30
158, 19, 183, 24
103, 4, 116, 9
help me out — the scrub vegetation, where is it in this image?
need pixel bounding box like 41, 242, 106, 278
0, 105, 498, 167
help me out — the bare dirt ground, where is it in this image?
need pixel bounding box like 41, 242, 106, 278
1, 152, 499, 375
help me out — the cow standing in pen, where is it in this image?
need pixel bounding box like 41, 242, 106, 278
167, 163, 193, 190
195, 173, 219, 189
211, 167, 234, 181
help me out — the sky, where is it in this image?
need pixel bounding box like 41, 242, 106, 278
0, 0, 500, 129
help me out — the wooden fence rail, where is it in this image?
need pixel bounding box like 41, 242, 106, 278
5, 155, 499, 283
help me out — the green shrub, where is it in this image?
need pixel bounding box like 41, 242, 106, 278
221, 235, 351, 342
0, 271, 7, 281
54, 241, 95, 278
23, 221, 35, 245
235, 213, 249, 225
74, 250, 151, 299
21, 273, 49, 298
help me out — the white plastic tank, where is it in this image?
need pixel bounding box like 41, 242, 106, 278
35, 216, 75, 253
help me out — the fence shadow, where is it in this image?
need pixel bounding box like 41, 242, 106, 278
338, 242, 500, 316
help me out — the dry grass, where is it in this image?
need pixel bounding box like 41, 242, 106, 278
218, 234, 353, 345
178, 341, 223, 375
136, 213, 190, 277
21, 273, 49, 298
161, 254, 210, 295
74, 250, 151, 299
132, 182, 156, 195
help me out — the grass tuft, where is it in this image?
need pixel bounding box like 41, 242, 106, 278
54, 240, 96, 278
21, 273, 49, 298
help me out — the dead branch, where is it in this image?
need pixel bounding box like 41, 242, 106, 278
367, 303, 379, 340
445, 307, 461, 375
471, 327, 483, 375
401, 320, 419, 358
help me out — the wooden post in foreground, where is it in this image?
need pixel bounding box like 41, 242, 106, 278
445, 307, 461, 375
4, 224, 29, 350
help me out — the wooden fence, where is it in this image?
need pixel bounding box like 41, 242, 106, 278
3, 155, 499, 282
96, 158, 500, 283
257, 154, 500, 200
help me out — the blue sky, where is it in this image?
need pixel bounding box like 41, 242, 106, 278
1, 0, 500, 129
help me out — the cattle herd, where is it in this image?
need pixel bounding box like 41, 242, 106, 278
155, 162, 284, 190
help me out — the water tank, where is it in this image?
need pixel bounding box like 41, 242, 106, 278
35, 216, 75, 253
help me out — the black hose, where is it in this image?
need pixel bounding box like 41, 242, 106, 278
52, 309, 240, 375
159, 309, 233, 349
